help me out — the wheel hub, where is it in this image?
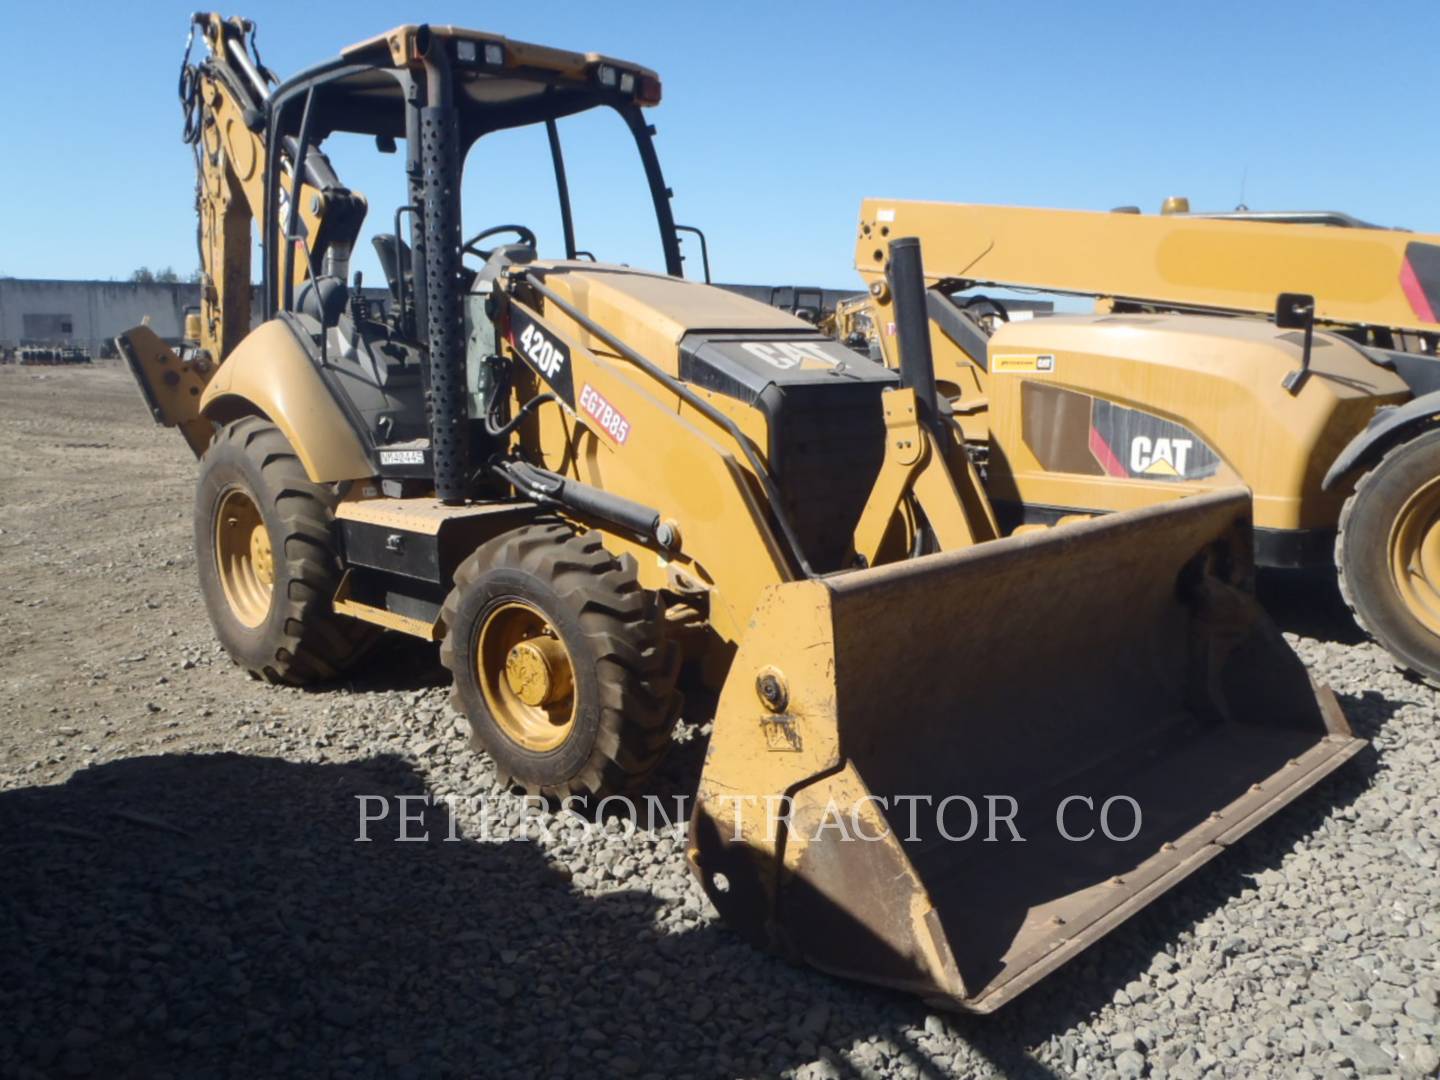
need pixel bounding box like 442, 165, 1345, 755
249, 526, 274, 587
1389, 476, 1440, 636
504, 636, 572, 707
214, 487, 274, 629
477, 601, 577, 752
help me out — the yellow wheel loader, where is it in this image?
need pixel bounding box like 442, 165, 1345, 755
119, 14, 1361, 1013
855, 198, 1440, 686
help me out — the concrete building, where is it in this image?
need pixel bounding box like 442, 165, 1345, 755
0, 279, 391, 357
0, 279, 201, 357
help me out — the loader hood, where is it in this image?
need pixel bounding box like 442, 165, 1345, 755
533, 263, 896, 396
532, 263, 899, 572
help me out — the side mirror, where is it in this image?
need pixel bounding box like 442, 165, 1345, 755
375, 134, 398, 154
1276, 292, 1316, 394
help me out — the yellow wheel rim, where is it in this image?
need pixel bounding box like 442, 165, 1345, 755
215, 487, 274, 629
1388, 476, 1440, 636
476, 601, 577, 753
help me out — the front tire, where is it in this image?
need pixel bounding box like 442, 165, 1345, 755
439, 522, 681, 798
195, 417, 373, 685
1336, 427, 1440, 686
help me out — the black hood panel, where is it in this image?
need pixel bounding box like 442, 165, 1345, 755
679, 332, 897, 405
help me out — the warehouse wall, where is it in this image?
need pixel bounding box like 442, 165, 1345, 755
0, 280, 399, 357
0, 279, 200, 355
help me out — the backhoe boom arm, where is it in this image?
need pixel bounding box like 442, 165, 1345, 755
182, 12, 365, 364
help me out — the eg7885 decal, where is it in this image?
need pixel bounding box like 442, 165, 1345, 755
579, 383, 631, 445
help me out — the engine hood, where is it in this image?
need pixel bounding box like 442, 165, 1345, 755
530, 262, 895, 397
536, 262, 805, 344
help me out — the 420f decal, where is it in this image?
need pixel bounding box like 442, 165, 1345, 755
509, 308, 575, 407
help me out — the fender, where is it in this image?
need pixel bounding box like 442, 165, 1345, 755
200, 318, 373, 483
1323, 388, 1440, 489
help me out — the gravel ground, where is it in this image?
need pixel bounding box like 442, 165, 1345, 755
1, 364, 1437, 1079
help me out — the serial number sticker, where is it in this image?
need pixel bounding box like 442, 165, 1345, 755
379, 449, 425, 466
992, 353, 1056, 374
579, 383, 631, 445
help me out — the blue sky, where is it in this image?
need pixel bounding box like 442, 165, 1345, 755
2, 1, 1436, 289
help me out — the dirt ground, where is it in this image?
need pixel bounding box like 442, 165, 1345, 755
0, 362, 226, 778
0, 363, 442, 779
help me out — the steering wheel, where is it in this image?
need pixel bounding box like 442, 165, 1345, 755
462, 224, 537, 262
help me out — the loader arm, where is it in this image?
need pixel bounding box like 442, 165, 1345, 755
682, 235, 1361, 1013
494, 249, 1003, 636
492, 282, 797, 642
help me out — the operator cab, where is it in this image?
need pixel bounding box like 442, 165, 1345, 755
257, 25, 701, 486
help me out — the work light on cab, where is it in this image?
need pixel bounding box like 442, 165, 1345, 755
454, 38, 505, 67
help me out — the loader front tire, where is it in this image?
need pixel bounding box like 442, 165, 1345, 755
1337, 427, 1440, 687
195, 417, 373, 685
440, 522, 681, 799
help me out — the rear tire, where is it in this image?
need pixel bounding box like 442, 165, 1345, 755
439, 521, 681, 799
195, 417, 374, 685
1336, 427, 1440, 687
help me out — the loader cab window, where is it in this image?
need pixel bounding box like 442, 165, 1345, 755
263, 69, 416, 334
459, 125, 566, 263
555, 107, 668, 272
265, 66, 681, 336
311, 128, 414, 318
459, 104, 675, 274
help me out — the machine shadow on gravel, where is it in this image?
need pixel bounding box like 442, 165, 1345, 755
326, 632, 451, 694
0, 751, 957, 1078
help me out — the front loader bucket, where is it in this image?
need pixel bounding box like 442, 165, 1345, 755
689, 489, 1361, 1012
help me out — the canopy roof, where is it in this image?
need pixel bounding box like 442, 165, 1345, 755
271, 24, 661, 141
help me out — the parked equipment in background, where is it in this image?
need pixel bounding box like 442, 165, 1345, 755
15, 345, 92, 365
119, 16, 1361, 1013
855, 198, 1440, 685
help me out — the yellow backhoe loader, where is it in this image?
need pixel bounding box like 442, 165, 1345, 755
118, 15, 1361, 1013
855, 198, 1440, 687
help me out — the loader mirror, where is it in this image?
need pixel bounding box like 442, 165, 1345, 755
375, 134, 397, 154
1276, 292, 1316, 394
